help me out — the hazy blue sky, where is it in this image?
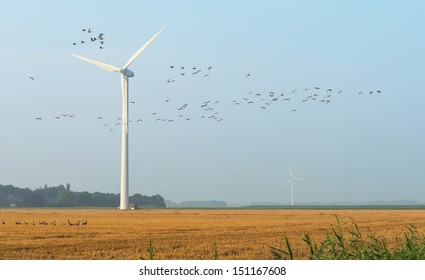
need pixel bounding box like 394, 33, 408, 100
0, 1, 424, 204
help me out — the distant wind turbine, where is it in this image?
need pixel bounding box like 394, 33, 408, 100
285, 166, 304, 206
73, 26, 166, 209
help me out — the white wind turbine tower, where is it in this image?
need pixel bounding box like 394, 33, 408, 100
73, 26, 166, 210
285, 166, 304, 206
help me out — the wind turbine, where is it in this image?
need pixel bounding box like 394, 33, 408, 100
284, 166, 304, 206
73, 26, 166, 209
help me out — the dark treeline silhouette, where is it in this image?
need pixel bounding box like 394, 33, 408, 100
0, 183, 165, 208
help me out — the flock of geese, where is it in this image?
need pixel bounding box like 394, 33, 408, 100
165, 65, 214, 83
31, 70, 383, 132
1, 219, 88, 226
231, 86, 383, 112
28, 27, 383, 133
72, 27, 106, 49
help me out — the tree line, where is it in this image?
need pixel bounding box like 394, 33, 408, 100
0, 183, 165, 208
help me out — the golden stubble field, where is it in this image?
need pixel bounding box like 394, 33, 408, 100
1, 208, 425, 260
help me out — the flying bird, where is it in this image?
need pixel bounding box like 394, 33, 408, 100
29, 76, 36, 80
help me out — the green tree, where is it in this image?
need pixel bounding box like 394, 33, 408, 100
0, 195, 9, 207
57, 189, 75, 207
24, 192, 47, 207
75, 191, 93, 206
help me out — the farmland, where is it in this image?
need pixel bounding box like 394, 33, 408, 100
1, 208, 425, 260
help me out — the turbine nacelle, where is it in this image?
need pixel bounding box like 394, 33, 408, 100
120, 68, 134, 77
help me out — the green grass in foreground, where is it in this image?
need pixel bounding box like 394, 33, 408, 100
270, 215, 425, 260
139, 215, 425, 260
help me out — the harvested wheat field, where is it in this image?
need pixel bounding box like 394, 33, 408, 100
1, 208, 425, 260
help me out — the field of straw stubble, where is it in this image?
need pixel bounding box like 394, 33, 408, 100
1, 208, 425, 260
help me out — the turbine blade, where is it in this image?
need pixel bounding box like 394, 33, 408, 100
72, 54, 120, 72
294, 177, 304, 181
288, 166, 293, 178
284, 179, 292, 186
123, 26, 166, 69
